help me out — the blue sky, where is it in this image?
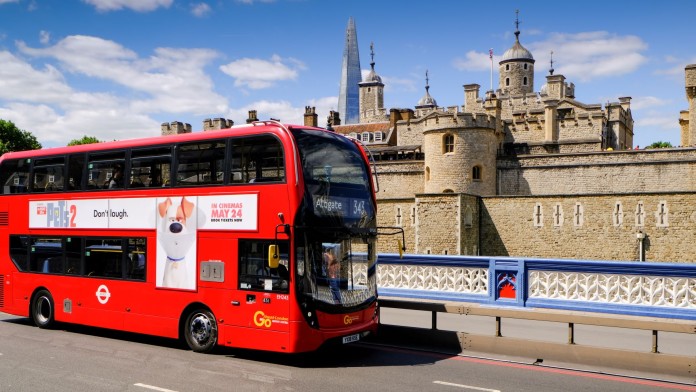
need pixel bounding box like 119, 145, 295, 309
0, 0, 694, 148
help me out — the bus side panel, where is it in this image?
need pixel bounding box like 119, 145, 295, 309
219, 324, 290, 352
1, 273, 19, 316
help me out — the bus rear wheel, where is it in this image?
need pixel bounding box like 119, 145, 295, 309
31, 289, 55, 329
184, 309, 218, 353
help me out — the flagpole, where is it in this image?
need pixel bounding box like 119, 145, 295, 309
489, 48, 493, 92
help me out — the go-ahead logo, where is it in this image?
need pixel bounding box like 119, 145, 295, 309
343, 315, 359, 325
253, 311, 288, 328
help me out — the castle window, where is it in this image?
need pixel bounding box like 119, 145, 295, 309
374, 131, 383, 142
613, 202, 623, 227
635, 201, 645, 227
656, 201, 669, 227
523, 77, 528, 86
553, 203, 564, 227
361, 132, 371, 143
533, 203, 543, 227
443, 134, 455, 154
348, 132, 357, 139
505, 64, 510, 71
524, 63, 528, 70
425, 167, 430, 181
574, 202, 584, 227
505, 78, 510, 87
395, 207, 402, 226
472, 165, 482, 181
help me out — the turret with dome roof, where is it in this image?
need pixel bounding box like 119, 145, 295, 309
416, 70, 438, 109
498, 10, 535, 96
358, 42, 387, 123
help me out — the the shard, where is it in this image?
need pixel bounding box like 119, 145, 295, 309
337, 17, 361, 125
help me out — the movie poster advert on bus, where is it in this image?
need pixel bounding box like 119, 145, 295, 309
28, 194, 258, 231
155, 196, 198, 290
29, 198, 157, 229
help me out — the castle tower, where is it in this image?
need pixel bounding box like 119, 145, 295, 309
358, 42, 385, 124
422, 114, 499, 196
415, 70, 438, 110
337, 17, 361, 125
498, 11, 535, 96
684, 64, 696, 146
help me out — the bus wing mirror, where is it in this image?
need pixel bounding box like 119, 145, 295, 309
268, 244, 280, 269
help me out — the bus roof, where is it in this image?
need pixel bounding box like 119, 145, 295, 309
0, 121, 327, 161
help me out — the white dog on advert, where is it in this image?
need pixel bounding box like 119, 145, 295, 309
158, 196, 196, 289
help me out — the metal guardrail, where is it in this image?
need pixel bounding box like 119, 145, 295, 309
376, 253, 696, 320
373, 254, 696, 380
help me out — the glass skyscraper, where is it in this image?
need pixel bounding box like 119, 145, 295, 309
337, 17, 361, 125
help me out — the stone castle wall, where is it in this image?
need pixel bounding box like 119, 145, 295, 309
497, 148, 696, 196
376, 193, 480, 256
479, 193, 696, 262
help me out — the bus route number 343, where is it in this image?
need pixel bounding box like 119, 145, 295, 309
352, 200, 366, 216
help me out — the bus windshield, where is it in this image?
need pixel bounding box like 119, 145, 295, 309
297, 234, 376, 308
292, 128, 377, 310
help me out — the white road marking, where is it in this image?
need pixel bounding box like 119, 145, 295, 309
433, 380, 501, 392
134, 383, 179, 392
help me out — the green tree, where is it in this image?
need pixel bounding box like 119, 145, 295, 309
647, 141, 673, 149
0, 119, 41, 154
68, 135, 102, 146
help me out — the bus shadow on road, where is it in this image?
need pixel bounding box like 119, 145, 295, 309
215, 327, 458, 369
2, 316, 453, 368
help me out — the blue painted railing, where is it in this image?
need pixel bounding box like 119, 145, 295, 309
375, 254, 696, 321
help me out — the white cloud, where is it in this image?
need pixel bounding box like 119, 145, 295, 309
655, 57, 696, 77
191, 2, 211, 17
39, 30, 50, 44
226, 100, 302, 125
529, 32, 648, 82
307, 96, 339, 127
1, 36, 231, 146
220, 54, 305, 89
82, 0, 173, 12
0, 102, 160, 145
17, 36, 227, 114
630, 96, 671, 111
235, 0, 276, 4
453, 50, 496, 72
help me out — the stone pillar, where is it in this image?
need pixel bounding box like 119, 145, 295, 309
161, 121, 191, 136
327, 111, 341, 129
685, 64, 696, 146
464, 84, 480, 109
203, 118, 233, 131
484, 92, 502, 134
304, 106, 318, 127
679, 111, 690, 147
543, 99, 559, 142
246, 110, 259, 124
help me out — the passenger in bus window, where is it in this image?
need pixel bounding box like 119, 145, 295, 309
323, 248, 341, 302
148, 168, 163, 187
108, 164, 124, 189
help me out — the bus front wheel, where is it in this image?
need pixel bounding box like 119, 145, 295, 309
184, 309, 218, 353
31, 289, 55, 329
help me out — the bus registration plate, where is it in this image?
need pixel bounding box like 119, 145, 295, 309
342, 334, 360, 344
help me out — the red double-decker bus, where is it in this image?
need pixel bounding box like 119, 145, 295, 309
0, 121, 379, 353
